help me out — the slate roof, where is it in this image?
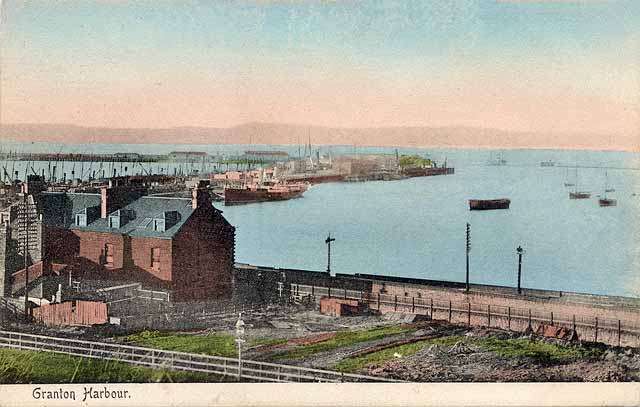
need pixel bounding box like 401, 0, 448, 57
39, 192, 102, 229
39, 192, 195, 239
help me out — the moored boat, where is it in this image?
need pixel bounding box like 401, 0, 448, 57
599, 197, 617, 207
469, 198, 511, 210
569, 191, 591, 199
224, 181, 308, 205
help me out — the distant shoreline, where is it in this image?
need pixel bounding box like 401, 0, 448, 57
1, 122, 637, 153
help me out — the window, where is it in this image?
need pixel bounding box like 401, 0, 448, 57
151, 247, 161, 271
75, 214, 87, 226
104, 244, 114, 268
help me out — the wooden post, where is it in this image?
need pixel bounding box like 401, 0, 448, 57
467, 303, 471, 326
550, 312, 554, 326
344, 289, 347, 299
412, 297, 415, 313
328, 287, 331, 298
487, 305, 491, 327
448, 300, 452, 322
377, 293, 380, 310
528, 308, 532, 328
394, 295, 398, 311
595, 317, 598, 342
573, 314, 576, 332
311, 286, 314, 296
618, 320, 621, 347
430, 299, 434, 319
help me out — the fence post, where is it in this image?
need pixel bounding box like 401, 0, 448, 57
311, 286, 314, 296
618, 320, 621, 347
328, 287, 331, 298
550, 312, 554, 326
344, 289, 347, 300
487, 305, 491, 327
394, 295, 398, 312
430, 299, 434, 319
573, 314, 576, 332
507, 307, 511, 330
412, 297, 415, 314
595, 317, 598, 342
377, 293, 380, 310
528, 309, 532, 328
467, 303, 471, 326
448, 300, 452, 322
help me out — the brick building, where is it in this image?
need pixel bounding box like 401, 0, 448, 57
38, 181, 236, 302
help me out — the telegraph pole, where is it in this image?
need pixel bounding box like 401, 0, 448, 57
465, 223, 471, 293
516, 246, 524, 295
325, 233, 336, 274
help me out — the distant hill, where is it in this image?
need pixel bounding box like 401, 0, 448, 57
0, 122, 636, 151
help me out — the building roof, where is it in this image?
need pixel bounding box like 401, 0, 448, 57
39, 192, 196, 239
39, 192, 102, 228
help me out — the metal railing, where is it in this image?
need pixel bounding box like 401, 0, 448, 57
0, 330, 400, 383
291, 283, 640, 347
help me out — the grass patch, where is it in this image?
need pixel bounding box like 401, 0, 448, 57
471, 337, 601, 362
120, 330, 236, 357
269, 324, 412, 361
0, 348, 224, 384
332, 335, 463, 372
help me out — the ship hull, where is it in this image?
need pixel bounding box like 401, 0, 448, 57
469, 199, 511, 210
569, 192, 591, 199
599, 198, 617, 207
224, 187, 305, 205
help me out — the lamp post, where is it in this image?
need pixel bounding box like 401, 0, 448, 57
235, 312, 245, 381
325, 233, 336, 274
516, 246, 524, 295
465, 223, 471, 293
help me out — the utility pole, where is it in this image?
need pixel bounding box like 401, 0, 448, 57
516, 246, 524, 295
465, 223, 471, 293
325, 233, 336, 274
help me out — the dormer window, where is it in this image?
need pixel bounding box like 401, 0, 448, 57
152, 211, 179, 232
108, 209, 133, 229
75, 213, 87, 227
153, 218, 165, 232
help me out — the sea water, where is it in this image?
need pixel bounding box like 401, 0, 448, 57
2, 142, 639, 297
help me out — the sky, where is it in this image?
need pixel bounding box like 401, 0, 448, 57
1, 0, 639, 140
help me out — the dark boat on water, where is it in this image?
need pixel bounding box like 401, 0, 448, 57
598, 172, 616, 207
568, 168, 590, 199
224, 181, 308, 205
569, 191, 591, 199
469, 199, 511, 210
599, 197, 617, 207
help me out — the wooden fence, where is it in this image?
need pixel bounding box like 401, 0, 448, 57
0, 330, 400, 383
32, 300, 108, 327
291, 284, 640, 347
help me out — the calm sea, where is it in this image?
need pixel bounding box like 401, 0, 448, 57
3, 141, 639, 297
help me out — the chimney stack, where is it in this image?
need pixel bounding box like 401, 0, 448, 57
192, 181, 211, 209
101, 183, 147, 218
